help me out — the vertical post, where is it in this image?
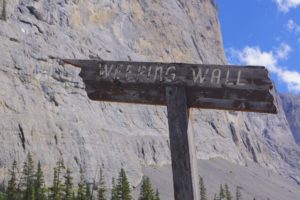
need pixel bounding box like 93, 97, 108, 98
166, 86, 199, 200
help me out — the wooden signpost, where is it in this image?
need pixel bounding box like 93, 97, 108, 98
63, 59, 277, 200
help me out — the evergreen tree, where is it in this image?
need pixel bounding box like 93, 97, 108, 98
77, 167, 87, 200
236, 186, 242, 200
1, 0, 6, 20
0, 183, 5, 200
64, 168, 73, 200
97, 167, 106, 200
35, 161, 47, 200
51, 167, 60, 200
116, 168, 131, 200
219, 185, 225, 200
85, 183, 91, 200
224, 184, 232, 200
50, 159, 65, 200
138, 176, 155, 200
154, 189, 160, 200
6, 160, 18, 200
0, 182, 5, 200
72, 192, 77, 200
213, 194, 219, 200
0, 192, 6, 200
110, 178, 118, 200
21, 153, 36, 200
199, 176, 207, 200
31, 187, 36, 200
50, 167, 62, 200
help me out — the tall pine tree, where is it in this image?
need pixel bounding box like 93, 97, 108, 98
236, 186, 242, 200
213, 194, 219, 200
110, 178, 118, 200
97, 167, 106, 200
64, 168, 74, 200
138, 176, 155, 200
154, 189, 160, 200
0, 193, 5, 200
77, 167, 87, 200
219, 185, 225, 200
35, 161, 47, 200
50, 159, 65, 200
116, 168, 131, 200
21, 153, 35, 200
1, 0, 6, 20
6, 160, 18, 200
224, 184, 232, 200
155, 189, 160, 200
199, 176, 207, 200
85, 183, 91, 200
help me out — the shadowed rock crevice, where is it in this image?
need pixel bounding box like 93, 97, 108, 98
18, 124, 26, 151
229, 123, 238, 145
241, 131, 258, 163
209, 121, 224, 138
26, 6, 44, 21
191, 35, 204, 62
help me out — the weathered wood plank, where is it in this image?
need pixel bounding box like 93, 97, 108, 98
63, 59, 278, 113
166, 86, 199, 200
64, 60, 273, 89
82, 81, 277, 113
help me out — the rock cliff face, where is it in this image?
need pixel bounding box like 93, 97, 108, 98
280, 94, 300, 145
0, 0, 299, 187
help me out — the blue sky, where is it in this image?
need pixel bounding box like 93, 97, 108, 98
217, 0, 300, 94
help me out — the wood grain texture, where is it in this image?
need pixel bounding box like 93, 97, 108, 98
166, 86, 199, 200
63, 59, 278, 114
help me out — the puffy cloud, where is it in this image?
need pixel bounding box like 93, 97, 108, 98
287, 20, 300, 33
280, 70, 300, 91
275, 43, 291, 59
287, 20, 300, 45
274, 0, 300, 12
228, 43, 300, 93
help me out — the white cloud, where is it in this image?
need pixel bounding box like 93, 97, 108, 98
280, 70, 300, 91
287, 20, 300, 46
228, 43, 300, 93
287, 19, 300, 33
274, 0, 300, 12
275, 43, 291, 59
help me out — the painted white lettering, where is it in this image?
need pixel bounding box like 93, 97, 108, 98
104, 64, 114, 78
125, 65, 133, 81
99, 63, 105, 77
225, 69, 234, 85
211, 69, 221, 84
113, 64, 122, 80
192, 68, 209, 84
236, 70, 245, 86
137, 65, 147, 81
165, 66, 176, 82
154, 66, 163, 81
147, 66, 153, 79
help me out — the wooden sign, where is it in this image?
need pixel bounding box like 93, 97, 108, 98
63, 60, 277, 114
63, 59, 278, 200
